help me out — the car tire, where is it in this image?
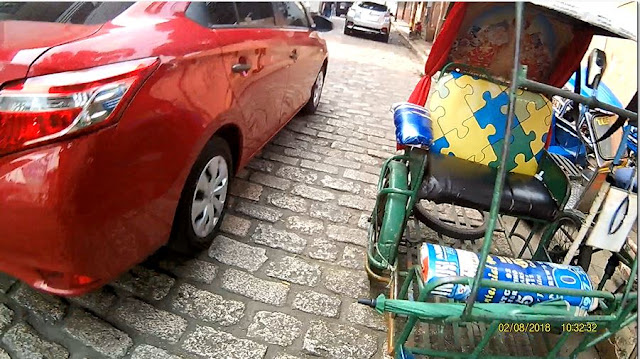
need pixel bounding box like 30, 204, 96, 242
301, 67, 326, 115
171, 137, 233, 253
380, 33, 390, 43
343, 25, 351, 35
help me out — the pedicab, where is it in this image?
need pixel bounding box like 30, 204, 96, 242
361, 2, 638, 358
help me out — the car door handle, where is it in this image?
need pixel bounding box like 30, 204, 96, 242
289, 49, 298, 60
231, 63, 252, 73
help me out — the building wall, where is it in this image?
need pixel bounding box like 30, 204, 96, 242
584, 1, 637, 105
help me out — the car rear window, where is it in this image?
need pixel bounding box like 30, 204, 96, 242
0, 2, 133, 24
359, 2, 387, 12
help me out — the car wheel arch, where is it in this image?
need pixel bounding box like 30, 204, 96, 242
209, 124, 243, 175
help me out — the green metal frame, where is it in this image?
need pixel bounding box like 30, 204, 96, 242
365, 3, 638, 358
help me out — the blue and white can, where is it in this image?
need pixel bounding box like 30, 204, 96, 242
419, 243, 598, 312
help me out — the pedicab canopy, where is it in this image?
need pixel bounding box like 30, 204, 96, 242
408, 1, 637, 106
400, 1, 637, 175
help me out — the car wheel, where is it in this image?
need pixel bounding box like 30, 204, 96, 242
343, 25, 351, 35
172, 137, 232, 252
301, 67, 326, 115
380, 33, 390, 43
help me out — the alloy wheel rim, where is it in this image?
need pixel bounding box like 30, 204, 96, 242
313, 71, 324, 107
191, 155, 228, 237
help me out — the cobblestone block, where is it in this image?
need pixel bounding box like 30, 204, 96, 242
268, 192, 308, 213
320, 176, 361, 193
302, 320, 377, 359
317, 132, 347, 142
230, 179, 263, 201
308, 123, 335, 132
11, 284, 67, 324
359, 126, 386, 138
252, 223, 306, 254
287, 122, 318, 136
0, 304, 13, 331
283, 148, 322, 161
324, 269, 370, 298
274, 132, 310, 150
274, 353, 303, 359
221, 268, 289, 306
336, 127, 365, 139
338, 195, 375, 211
298, 135, 331, 147
183, 325, 267, 359
235, 202, 283, 222
276, 165, 318, 184
307, 238, 339, 262
292, 290, 341, 318
346, 108, 371, 116
3, 323, 69, 359
358, 213, 371, 229
68, 287, 117, 317
209, 235, 267, 272
338, 245, 366, 270
247, 158, 274, 173
63, 309, 133, 358
112, 266, 175, 301
265, 256, 321, 286
172, 283, 245, 326
250, 172, 292, 190
263, 152, 300, 166
367, 149, 393, 159
0, 273, 16, 293
361, 164, 381, 175
310, 144, 344, 157
347, 138, 385, 152
300, 159, 339, 174
310, 202, 352, 223
221, 214, 252, 237
159, 258, 218, 284
111, 298, 187, 343
362, 185, 378, 198
327, 224, 368, 247
367, 135, 392, 147
131, 345, 180, 359
292, 184, 335, 202
327, 118, 356, 130
247, 311, 303, 347
0, 348, 8, 359
345, 302, 386, 331
343, 169, 378, 185
331, 141, 366, 153
286, 216, 324, 235
345, 152, 379, 166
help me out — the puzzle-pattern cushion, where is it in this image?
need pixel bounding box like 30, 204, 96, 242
428, 71, 553, 175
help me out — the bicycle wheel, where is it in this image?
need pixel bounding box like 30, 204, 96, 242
413, 200, 488, 240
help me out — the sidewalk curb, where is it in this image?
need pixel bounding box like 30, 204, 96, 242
392, 22, 428, 65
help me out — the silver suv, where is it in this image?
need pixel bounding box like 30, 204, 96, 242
344, 1, 391, 42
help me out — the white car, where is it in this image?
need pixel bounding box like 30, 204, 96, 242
344, 1, 391, 42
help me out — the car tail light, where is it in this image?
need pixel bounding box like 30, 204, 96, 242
0, 57, 159, 156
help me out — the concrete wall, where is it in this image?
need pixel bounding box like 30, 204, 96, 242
583, 1, 637, 105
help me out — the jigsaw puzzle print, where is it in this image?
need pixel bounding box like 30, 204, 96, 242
428, 71, 553, 175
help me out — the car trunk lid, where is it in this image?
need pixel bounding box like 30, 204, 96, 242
0, 21, 101, 85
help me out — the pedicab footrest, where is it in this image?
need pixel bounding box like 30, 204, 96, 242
392, 102, 433, 148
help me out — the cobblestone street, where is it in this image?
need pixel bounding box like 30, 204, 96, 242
0, 17, 424, 359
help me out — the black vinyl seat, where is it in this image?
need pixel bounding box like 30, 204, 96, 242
418, 152, 559, 221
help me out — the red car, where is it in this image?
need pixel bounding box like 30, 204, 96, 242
0, 2, 331, 295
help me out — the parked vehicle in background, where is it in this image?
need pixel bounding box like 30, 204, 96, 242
344, 1, 391, 42
0, 1, 331, 296
336, 2, 353, 16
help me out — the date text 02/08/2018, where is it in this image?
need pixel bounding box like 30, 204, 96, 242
498, 322, 598, 333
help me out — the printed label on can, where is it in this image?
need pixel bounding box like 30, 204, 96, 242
420, 243, 597, 312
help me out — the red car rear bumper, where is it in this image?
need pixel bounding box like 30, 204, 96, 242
0, 126, 178, 296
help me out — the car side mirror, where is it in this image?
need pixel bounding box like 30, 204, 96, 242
586, 48, 607, 90
312, 15, 333, 32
